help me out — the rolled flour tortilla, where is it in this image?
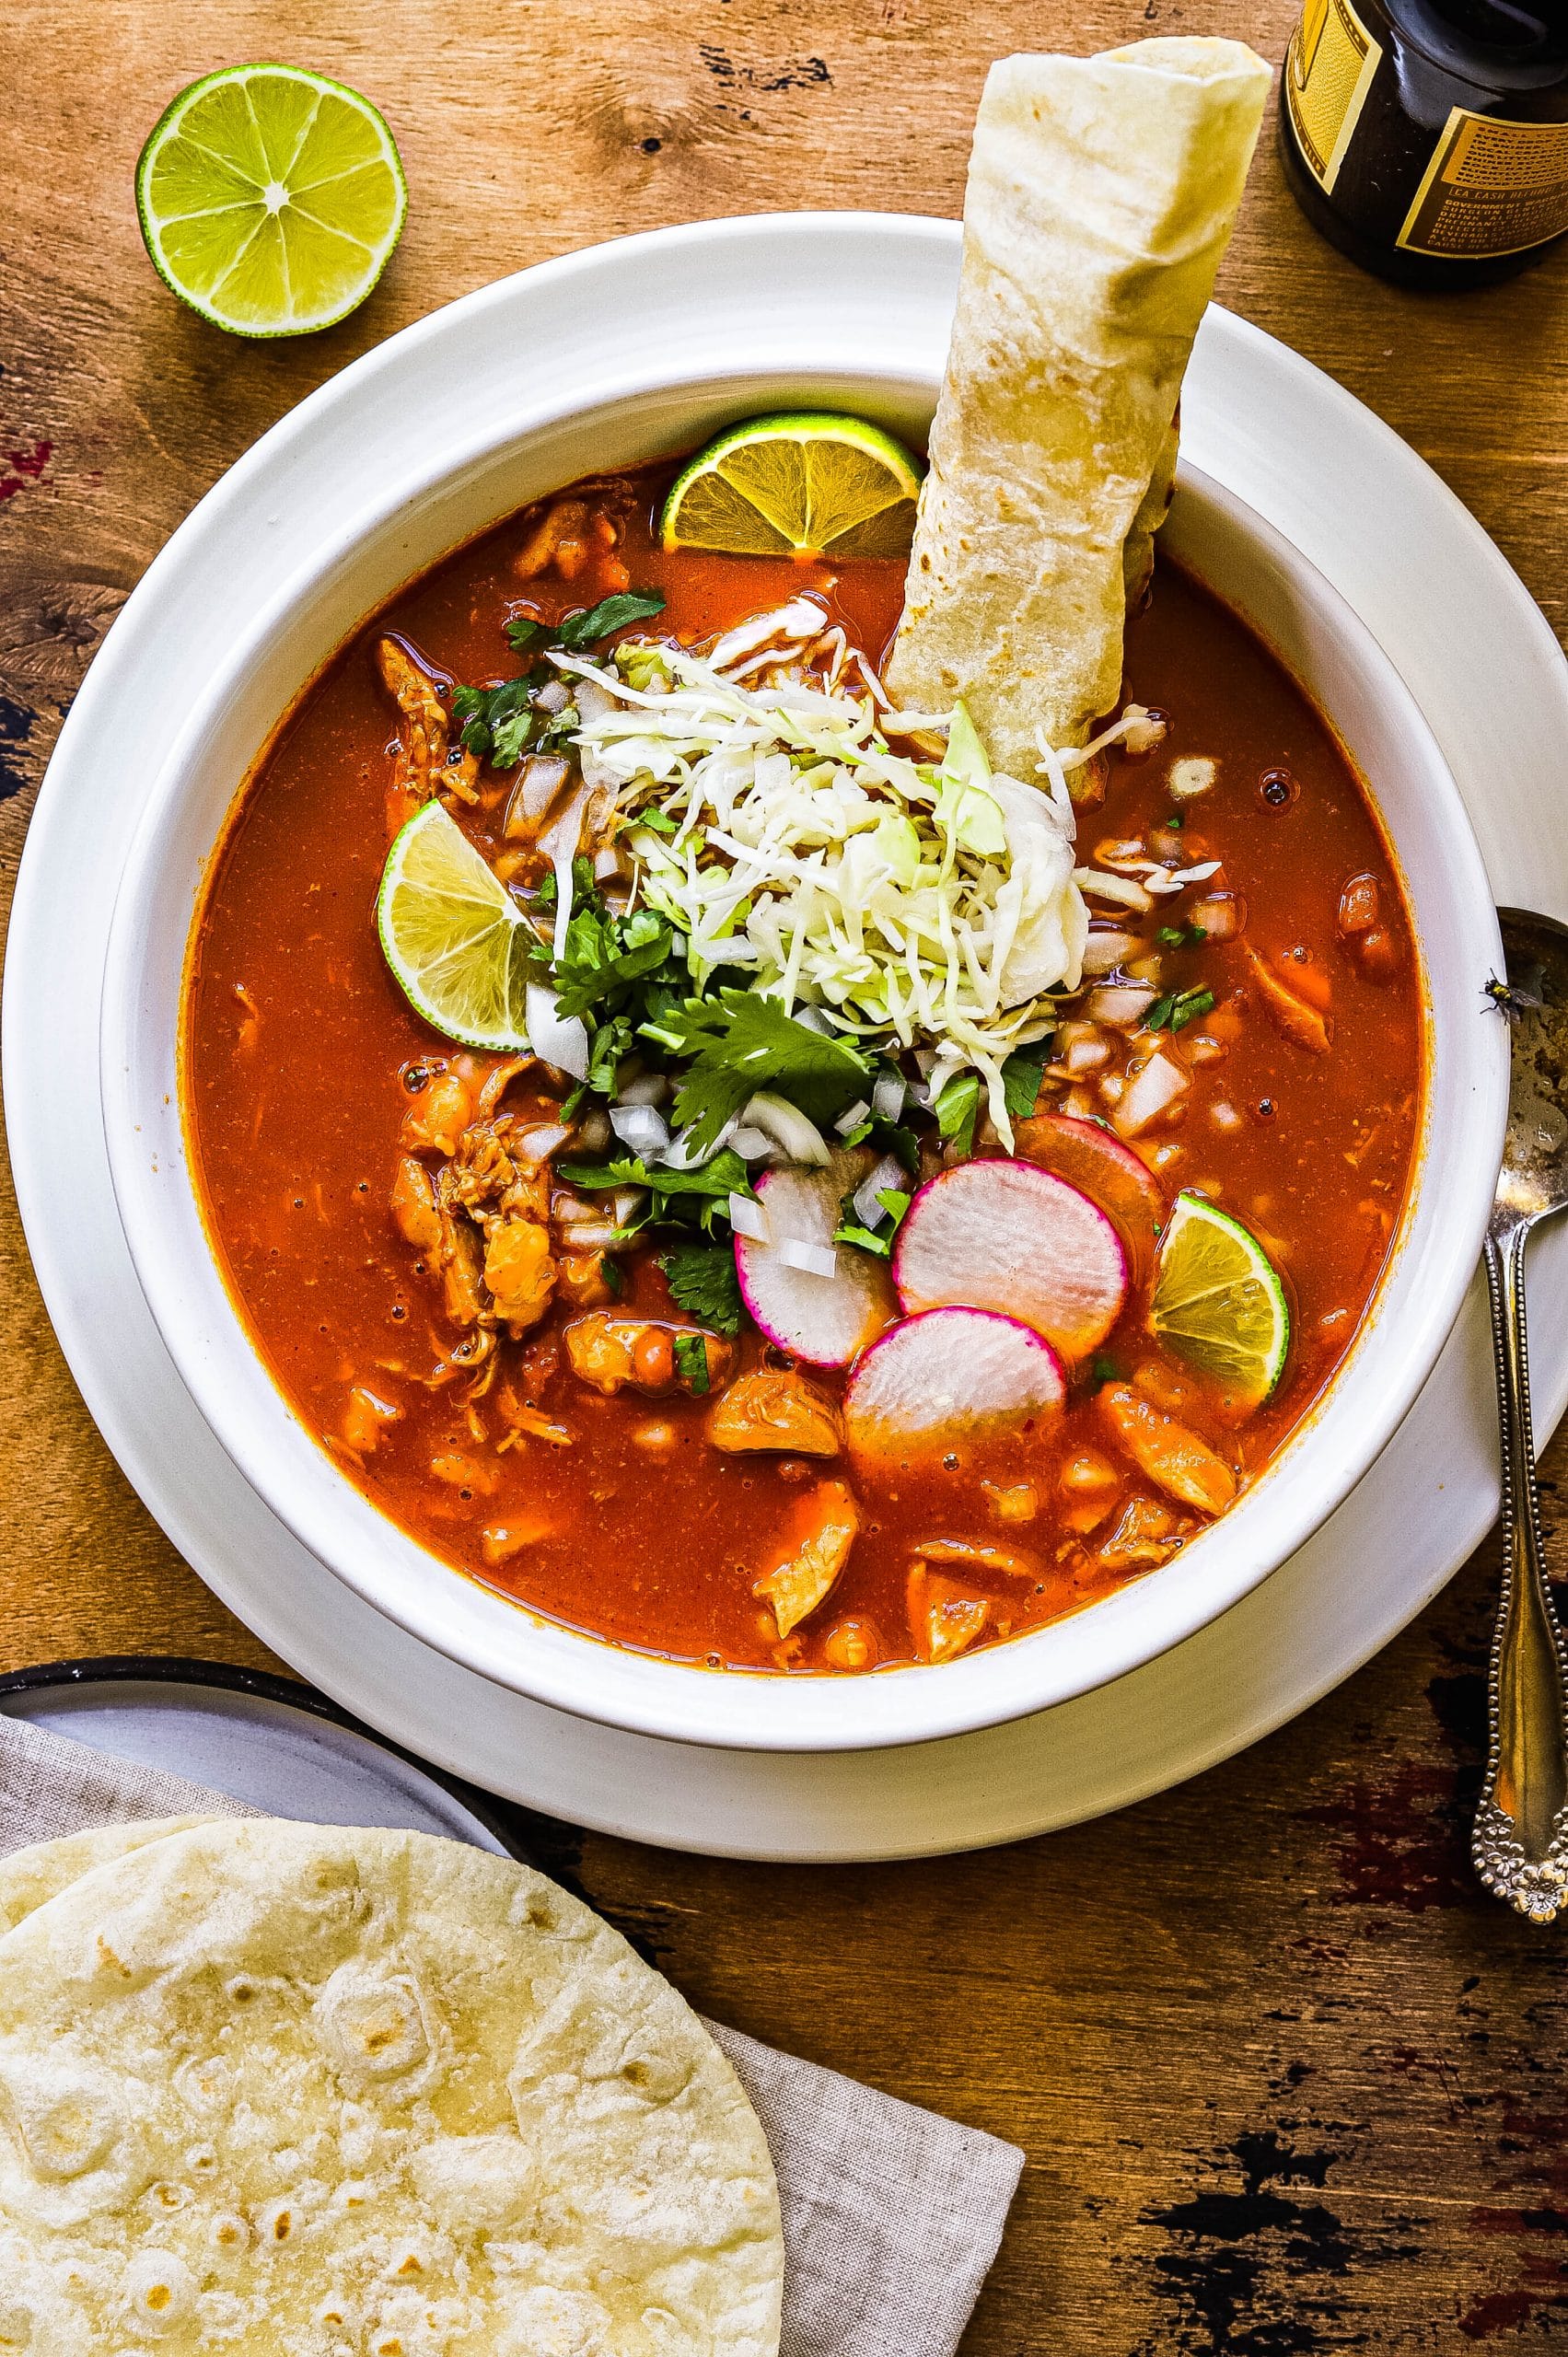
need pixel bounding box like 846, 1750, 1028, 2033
887, 37, 1272, 772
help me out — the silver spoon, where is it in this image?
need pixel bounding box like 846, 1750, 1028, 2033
1473, 909, 1568, 1922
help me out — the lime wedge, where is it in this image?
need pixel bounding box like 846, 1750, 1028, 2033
1149, 1191, 1290, 1409
135, 64, 407, 337
377, 803, 532, 1051
661, 412, 924, 558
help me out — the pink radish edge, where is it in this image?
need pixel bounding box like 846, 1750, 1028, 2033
843, 1306, 1066, 1462
734, 1150, 897, 1369
892, 1156, 1127, 1360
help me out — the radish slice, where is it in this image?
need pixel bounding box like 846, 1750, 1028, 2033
736, 1149, 896, 1367
843, 1307, 1065, 1465
893, 1157, 1126, 1359
1012, 1111, 1165, 1285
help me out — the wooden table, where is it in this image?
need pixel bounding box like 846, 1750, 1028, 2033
6, 3, 1568, 2341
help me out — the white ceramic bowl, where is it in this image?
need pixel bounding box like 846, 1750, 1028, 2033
100, 328, 1507, 1755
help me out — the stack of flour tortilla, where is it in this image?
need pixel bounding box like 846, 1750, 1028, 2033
0, 1818, 783, 2352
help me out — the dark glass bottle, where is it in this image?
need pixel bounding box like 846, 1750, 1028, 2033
1280, 1, 1568, 288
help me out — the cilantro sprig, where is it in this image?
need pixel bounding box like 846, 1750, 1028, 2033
453, 591, 667, 768
644, 991, 873, 1155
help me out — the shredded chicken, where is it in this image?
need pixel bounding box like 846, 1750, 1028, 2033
708, 1367, 842, 1457
1097, 1494, 1185, 1573
1099, 1384, 1237, 1514
515, 499, 621, 585
755, 1481, 860, 1639
906, 1562, 989, 1664
439, 1118, 558, 1339
377, 635, 481, 827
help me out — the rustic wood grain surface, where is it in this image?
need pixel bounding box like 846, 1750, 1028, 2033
5, 3, 1568, 2345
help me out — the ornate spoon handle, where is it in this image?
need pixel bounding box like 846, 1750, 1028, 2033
1474, 1220, 1568, 1922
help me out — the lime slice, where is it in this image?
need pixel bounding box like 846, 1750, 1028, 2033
661, 412, 924, 558
377, 803, 532, 1051
1149, 1191, 1290, 1409
135, 64, 407, 337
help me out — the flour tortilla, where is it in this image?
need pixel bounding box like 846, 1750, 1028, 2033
886, 37, 1271, 770
0, 1817, 218, 1934
0, 1819, 782, 2354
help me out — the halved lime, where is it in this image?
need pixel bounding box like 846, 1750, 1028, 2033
135, 64, 406, 337
377, 803, 532, 1051
661, 412, 924, 558
1149, 1191, 1290, 1409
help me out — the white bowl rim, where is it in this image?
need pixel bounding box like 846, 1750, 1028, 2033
98, 228, 1507, 1755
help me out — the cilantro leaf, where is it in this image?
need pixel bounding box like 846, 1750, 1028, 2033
934, 1071, 981, 1156
1167, 988, 1215, 1032
673, 1329, 714, 1395
451, 674, 538, 767
1001, 1049, 1047, 1124
833, 1223, 892, 1258
650, 991, 872, 1153
832, 1185, 911, 1259
556, 590, 666, 649
505, 614, 547, 654
536, 901, 675, 1022
659, 1242, 744, 1336
556, 1150, 752, 1236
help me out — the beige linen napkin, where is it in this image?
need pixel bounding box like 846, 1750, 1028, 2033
0, 1711, 1021, 2357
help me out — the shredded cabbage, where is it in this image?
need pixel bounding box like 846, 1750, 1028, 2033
555, 621, 1089, 1140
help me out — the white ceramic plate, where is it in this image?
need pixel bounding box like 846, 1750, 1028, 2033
8, 215, 1568, 1855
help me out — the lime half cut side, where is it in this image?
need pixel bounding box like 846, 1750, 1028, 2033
1149, 1190, 1291, 1410
377, 802, 533, 1052
660, 412, 925, 558
135, 63, 407, 337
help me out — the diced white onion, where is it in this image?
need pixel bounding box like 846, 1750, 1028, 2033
525, 982, 589, 1082
593, 844, 624, 881
1081, 930, 1142, 978
780, 1237, 839, 1279
1169, 756, 1217, 799
833, 1098, 871, 1134
1066, 1037, 1109, 1074
610, 1103, 670, 1156
618, 1071, 671, 1107
1210, 1100, 1245, 1133
853, 1152, 906, 1230
1087, 983, 1158, 1028
1191, 893, 1241, 942
742, 1091, 831, 1168
572, 678, 617, 725
1098, 1074, 1125, 1107
1112, 1052, 1190, 1139
728, 1125, 775, 1162
728, 1191, 770, 1242
872, 1067, 906, 1121
510, 1122, 573, 1165
560, 1219, 623, 1250
533, 679, 571, 716
575, 1107, 612, 1153
608, 1187, 647, 1227
660, 1117, 736, 1172
792, 1004, 833, 1035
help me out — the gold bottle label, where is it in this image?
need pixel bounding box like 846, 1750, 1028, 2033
1398, 109, 1568, 259
1284, 0, 1384, 196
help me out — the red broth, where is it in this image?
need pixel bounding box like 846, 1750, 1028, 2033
184, 462, 1422, 1673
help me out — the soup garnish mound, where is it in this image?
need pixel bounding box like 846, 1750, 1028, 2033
184, 453, 1422, 1676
